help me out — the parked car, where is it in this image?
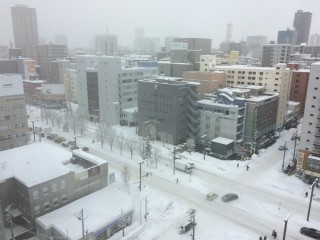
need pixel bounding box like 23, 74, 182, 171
54, 137, 65, 143
68, 140, 75, 146
71, 146, 79, 150
47, 134, 58, 140
82, 147, 89, 152
278, 145, 288, 150
206, 192, 218, 201
179, 222, 197, 234
300, 227, 320, 239
61, 142, 69, 147
222, 193, 238, 202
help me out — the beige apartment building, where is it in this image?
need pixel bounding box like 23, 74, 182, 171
183, 71, 226, 100
213, 63, 291, 129
64, 69, 78, 103
0, 74, 29, 151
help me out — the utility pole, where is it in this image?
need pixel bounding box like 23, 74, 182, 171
307, 178, 318, 221
188, 208, 197, 240
173, 147, 176, 175
30, 120, 38, 142
282, 141, 287, 172
283, 213, 292, 240
76, 208, 85, 240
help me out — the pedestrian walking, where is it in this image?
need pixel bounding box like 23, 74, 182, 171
237, 163, 239, 168
246, 165, 249, 171
176, 178, 179, 184
305, 191, 308, 198
259, 236, 262, 240
264, 236, 267, 240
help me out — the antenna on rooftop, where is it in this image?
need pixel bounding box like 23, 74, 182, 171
0, 162, 7, 170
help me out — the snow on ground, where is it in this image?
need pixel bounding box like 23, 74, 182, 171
25, 105, 320, 240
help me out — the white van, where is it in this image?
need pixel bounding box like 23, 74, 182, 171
206, 192, 218, 201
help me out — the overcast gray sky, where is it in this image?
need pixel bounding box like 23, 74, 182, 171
0, 0, 319, 49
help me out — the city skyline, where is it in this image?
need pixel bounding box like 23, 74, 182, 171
0, 0, 319, 49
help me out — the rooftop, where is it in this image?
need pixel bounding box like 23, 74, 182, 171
0, 143, 106, 187
36, 186, 133, 240
0, 142, 71, 187
212, 137, 234, 145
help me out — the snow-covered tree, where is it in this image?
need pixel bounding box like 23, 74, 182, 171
55, 112, 63, 129
121, 162, 131, 187
49, 110, 56, 127
106, 126, 116, 151
117, 132, 126, 155
125, 137, 135, 159
96, 123, 108, 148
42, 109, 50, 125
151, 146, 161, 169
136, 136, 145, 160
77, 114, 88, 137
186, 138, 195, 154
145, 140, 152, 165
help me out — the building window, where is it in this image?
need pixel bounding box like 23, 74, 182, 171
61, 180, 66, 189
43, 187, 48, 195
312, 105, 315, 108
62, 195, 67, 202
311, 114, 314, 117
53, 198, 59, 206
34, 205, 40, 214
308, 131, 311, 134
316, 77, 319, 80
44, 201, 50, 210
309, 123, 312, 125
52, 183, 57, 192
33, 190, 39, 199
313, 96, 316, 99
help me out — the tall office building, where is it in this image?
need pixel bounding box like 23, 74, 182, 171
277, 29, 297, 44
0, 74, 29, 151
297, 62, 320, 180
11, 4, 39, 61
293, 10, 312, 45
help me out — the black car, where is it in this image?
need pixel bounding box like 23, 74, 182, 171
300, 227, 320, 239
222, 193, 238, 202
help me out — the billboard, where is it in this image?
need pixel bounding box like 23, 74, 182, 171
171, 42, 188, 50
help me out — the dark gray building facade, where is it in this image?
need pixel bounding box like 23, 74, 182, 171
138, 77, 199, 145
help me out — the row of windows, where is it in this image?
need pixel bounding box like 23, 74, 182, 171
33, 180, 66, 199
34, 195, 67, 215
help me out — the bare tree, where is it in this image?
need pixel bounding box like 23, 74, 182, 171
96, 123, 108, 148
69, 110, 80, 135
186, 138, 195, 155
125, 137, 135, 159
151, 146, 161, 169
49, 110, 55, 127
106, 126, 116, 151
121, 162, 131, 187
145, 140, 152, 166
117, 132, 126, 155
55, 112, 63, 129
42, 109, 50, 125
77, 113, 88, 137
136, 136, 145, 160
63, 112, 69, 132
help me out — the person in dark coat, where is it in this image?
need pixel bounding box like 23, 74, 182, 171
264, 236, 267, 240
247, 165, 249, 171
305, 191, 309, 197
259, 236, 262, 240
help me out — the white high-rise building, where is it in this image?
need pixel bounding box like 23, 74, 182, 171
11, 4, 39, 61
297, 62, 320, 179
64, 69, 78, 103
309, 34, 320, 46
76, 56, 144, 126
213, 63, 291, 129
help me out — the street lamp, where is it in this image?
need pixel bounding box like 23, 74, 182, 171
283, 212, 292, 240
282, 141, 287, 172
307, 178, 318, 221
140, 197, 148, 225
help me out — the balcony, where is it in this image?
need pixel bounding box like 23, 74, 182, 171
314, 140, 320, 146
